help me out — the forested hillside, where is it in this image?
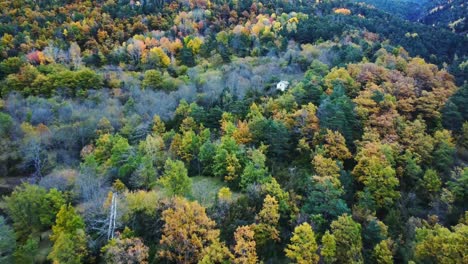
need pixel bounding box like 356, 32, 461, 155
351, 0, 428, 21
0, 0, 467, 263
419, 0, 467, 34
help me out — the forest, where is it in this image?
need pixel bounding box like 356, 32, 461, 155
0, 0, 467, 263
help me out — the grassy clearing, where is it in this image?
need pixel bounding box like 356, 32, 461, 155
154, 176, 241, 208
189, 176, 243, 208
190, 176, 225, 208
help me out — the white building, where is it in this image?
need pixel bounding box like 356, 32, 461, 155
276, 81, 290, 92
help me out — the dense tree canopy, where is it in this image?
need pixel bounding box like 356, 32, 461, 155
0, 0, 466, 263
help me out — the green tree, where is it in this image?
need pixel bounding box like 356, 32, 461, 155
330, 214, 363, 264
249, 118, 290, 160
110, 134, 137, 180
432, 130, 455, 174
139, 133, 166, 170
0, 112, 18, 177
302, 180, 350, 227
240, 148, 269, 189
448, 167, 468, 204
0, 216, 15, 263
159, 159, 192, 196
74, 68, 103, 91
199, 140, 217, 176
13, 236, 39, 264
3, 183, 65, 240
130, 155, 158, 190
362, 219, 389, 261
317, 86, 360, 146
48, 204, 88, 264
442, 84, 467, 132
285, 222, 319, 264
142, 69, 163, 90
213, 136, 244, 185
0, 56, 24, 79
420, 169, 442, 195
263, 178, 291, 215
399, 150, 423, 189
178, 45, 196, 67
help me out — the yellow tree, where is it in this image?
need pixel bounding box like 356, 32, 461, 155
373, 239, 393, 264
321, 231, 337, 264
253, 195, 280, 248
414, 213, 468, 264
312, 154, 341, 188
352, 139, 399, 209
159, 197, 220, 264
323, 129, 351, 161
152, 115, 166, 135
285, 222, 319, 264
293, 103, 320, 145
142, 47, 170, 69
233, 226, 258, 264
233, 120, 253, 145
199, 239, 234, 264
48, 205, 87, 264
329, 214, 363, 264
323, 67, 358, 96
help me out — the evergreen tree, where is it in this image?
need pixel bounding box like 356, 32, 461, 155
0, 216, 15, 263
318, 85, 361, 147
302, 180, 350, 227
442, 84, 467, 131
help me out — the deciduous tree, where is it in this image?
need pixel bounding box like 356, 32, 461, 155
102, 236, 149, 264
48, 204, 88, 264
158, 159, 192, 196
159, 197, 219, 264
285, 222, 319, 264
329, 214, 363, 264
3, 183, 65, 240
321, 231, 336, 264
233, 226, 258, 264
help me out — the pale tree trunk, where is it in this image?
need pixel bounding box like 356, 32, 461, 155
107, 192, 118, 240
